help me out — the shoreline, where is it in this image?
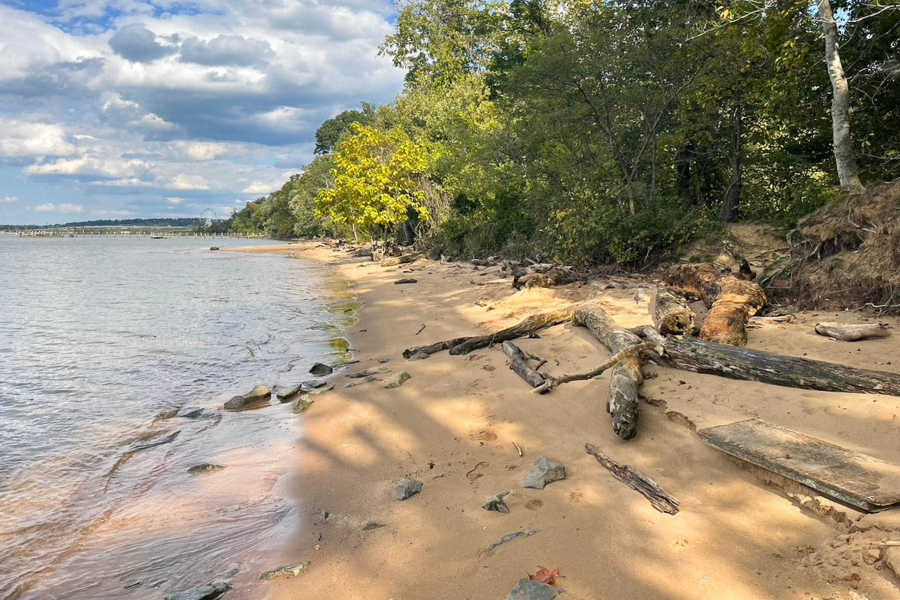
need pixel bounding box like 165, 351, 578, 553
231, 241, 900, 600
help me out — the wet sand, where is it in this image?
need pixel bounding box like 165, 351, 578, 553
232, 241, 900, 600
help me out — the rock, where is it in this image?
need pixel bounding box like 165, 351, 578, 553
209, 247, 220, 251
309, 363, 333, 376
504, 579, 559, 600
362, 520, 386, 531
345, 376, 378, 389
863, 548, 882, 565
347, 369, 377, 379
524, 457, 566, 490
275, 384, 304, 401
482, 490, 511, 513
176, 407, 208, 419
164, 580, 230, 600
188, 463, 225, 474
384, 372, 412, 389
223, 386, 272, 411
303, 380, 327, 390
259, 561, 310, 581
884, 547, 900, 577
394, 278, 418, 284
393, 477, 423, 501
292, 396, 315, 414
484, 529, 539, 553
408, 351, 430, 361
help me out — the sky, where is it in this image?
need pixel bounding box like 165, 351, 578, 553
0, 0, 406, 225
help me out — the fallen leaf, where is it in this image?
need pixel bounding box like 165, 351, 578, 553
528, 567, 560, 585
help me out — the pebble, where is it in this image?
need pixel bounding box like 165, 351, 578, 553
384, 372, 412, 389
393, 477, 423, 501
504, 579, 559, 600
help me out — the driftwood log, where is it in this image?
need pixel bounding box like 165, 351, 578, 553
585, 443, 680, 514
815, 322, 891, 342
573, 303, 644, 440
381, 252, 422, 267
651, 286, 695, 335
514, 267, 579, 289
664, 264, 766, 346
402, 307, 574, 359
532, 342, 656, 395
501, 341, 546, 388
634, 326, 900, 397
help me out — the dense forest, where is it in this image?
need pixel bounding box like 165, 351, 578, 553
228, 0, 899, 266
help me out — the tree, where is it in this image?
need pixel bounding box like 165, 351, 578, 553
315, 124, 435, 241
314, 104, 376, 155
817, 0, 865, 193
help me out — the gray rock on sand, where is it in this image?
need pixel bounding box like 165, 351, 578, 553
362, 520, 386, 531
188, 463, 225, 474
164, 579, 230, 600
482, 490, 511, 513
292, 395, 315, 414
383, 372, 412, 389
408, 351, 430, 361
309, 363, 333, 376
885, 547, 900, 578
505, 579, 560, 600
260, 561, 310, 581
524, 457, 566, 490
393, 477, 423, 501
275, 384, 304, 401
223, 385, 271, 411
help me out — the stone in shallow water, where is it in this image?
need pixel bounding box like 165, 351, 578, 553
383, 372, 412, 389
164, 579, 230, 600
504, 579, 559, 600
393, 477, 423, 501
223, 386, 271, 411
524, 457, 566, 490
275, 384, 304, 401
259, 561, 310, 581
176, 407, 208, 419
309, 362, 333, 376
188, 463, 225, 474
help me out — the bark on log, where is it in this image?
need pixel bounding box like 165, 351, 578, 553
501, 341, 546, 388
664, 264, 766, 346
402, 308, 574, 359
513, 267, 579, 290
632, 326, 900, 397
585, 443, 680, 515
651, 286, 695, 335
815, 322, 891, 342
449, 308, 574, 355
573, 303, 644, 440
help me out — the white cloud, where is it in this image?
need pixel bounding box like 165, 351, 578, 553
2, 195, 19, 203
176, 142, 230, 161
168, 173, 210, 190
0, 120, 76, 159
242, 181, 277, 195
35, 203, 56, 212
25, 157, 151, 178
59, 203, 85, 214
167, 196, 184, 205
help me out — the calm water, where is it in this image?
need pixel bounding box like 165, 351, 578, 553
0, 236, 353, 599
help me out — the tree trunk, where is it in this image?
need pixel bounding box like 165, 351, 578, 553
818, 0, 865, 194
501, 341, 546, 388
633, 326, 900, 397
651, 286, 695, 335
722, 103, 743, 222
573, 303, 644, 440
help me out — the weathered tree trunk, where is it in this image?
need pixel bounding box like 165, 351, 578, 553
815, 322, 891, 342
651, 286, 695, 335
585, 443, 680, 514
573, 303, 644, 440
633, 326, 900, 397
722, 103, 743, 222
402, 307, 574, 359
818, 0, 865, 194
664, 264, 766, 346
501, 341, 546, 388
381, 252, 422, 267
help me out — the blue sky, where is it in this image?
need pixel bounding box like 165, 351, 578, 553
0, 0, 405, 224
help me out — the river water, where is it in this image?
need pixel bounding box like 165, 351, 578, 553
0, 236, 353, 599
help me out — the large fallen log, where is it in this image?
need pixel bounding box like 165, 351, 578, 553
633, 326, 900, 397
573, 303, 644, 440
501, 341, 546, 388
664, 264, 766, 346
815, 322, 891, 342
651, 286, 695, 335
402, 307, 574, 359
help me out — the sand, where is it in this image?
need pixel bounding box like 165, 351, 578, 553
229, 242, 900, 600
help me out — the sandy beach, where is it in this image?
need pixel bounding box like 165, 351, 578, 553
231, 241, 900, 600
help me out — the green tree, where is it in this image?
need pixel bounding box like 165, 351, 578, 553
314, 104, 376, 155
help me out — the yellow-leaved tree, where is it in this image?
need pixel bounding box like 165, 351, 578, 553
315, 123, 435, 241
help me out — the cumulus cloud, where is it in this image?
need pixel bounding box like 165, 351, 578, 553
180, 34, 274, 67
35, 203, 56, 212
242, 181, 277, 195
167, 196, 184, 205
168, 174, 210, 190
2, 196, 19, 203
109, 24, 175, 63
0, 120, 76, 159
59, 203, 85, 214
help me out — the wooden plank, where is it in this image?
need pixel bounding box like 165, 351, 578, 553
699, 419, 900, 512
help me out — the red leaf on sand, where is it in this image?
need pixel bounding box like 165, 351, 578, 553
528, 567, 560, 585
